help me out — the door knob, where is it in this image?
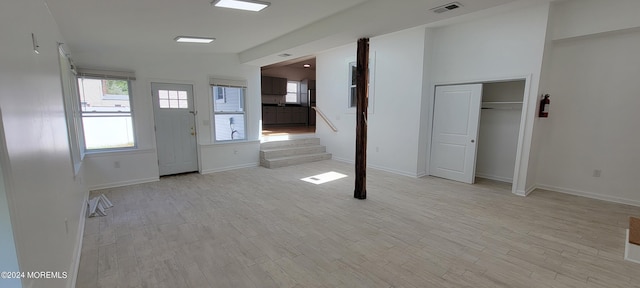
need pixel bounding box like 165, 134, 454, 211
471, 139, 475, 143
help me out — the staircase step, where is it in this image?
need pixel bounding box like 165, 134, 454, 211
260, 138, 320, 149
261, 145, 326, 160
261, 153, 332, 169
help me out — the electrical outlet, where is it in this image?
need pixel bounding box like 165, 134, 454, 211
376, 146, 380, 152
593, 169, 601, 177
234, 149, 238, 155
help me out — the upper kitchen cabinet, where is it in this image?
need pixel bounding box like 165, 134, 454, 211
261, 76, 287, 95
261, 76, 273, 95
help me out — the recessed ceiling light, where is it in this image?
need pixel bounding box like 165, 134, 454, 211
212, 0, 270, 12
174, 36, 215, 44
303, 64, 311, 68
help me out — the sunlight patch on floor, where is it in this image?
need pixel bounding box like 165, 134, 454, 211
301, 171, 348, 185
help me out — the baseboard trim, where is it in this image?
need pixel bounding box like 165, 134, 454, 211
88, 177, 159, 191
368, 164, 420, 178
68, 191, 89, 288
333, 157, 420, 178
525, 185, 536, 196
475, 173, 513, 183
514, 189, 527, 196
201, 162, 259, 174
536, 184, 640, 207
514, 185, 537, 197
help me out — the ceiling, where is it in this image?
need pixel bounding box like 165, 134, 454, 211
47, 0, 367, 56
262, 55, 316, 71
45, 0, 545, 67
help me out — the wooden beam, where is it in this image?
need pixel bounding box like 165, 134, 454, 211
354, 38, 369, 200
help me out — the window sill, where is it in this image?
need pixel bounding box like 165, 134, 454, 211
83, 148, 155, 158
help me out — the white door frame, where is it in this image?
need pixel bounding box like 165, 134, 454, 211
150, 81, 200, 176
426, 75, 532, 195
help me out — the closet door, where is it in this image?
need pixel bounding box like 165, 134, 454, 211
429, 84, 482, 184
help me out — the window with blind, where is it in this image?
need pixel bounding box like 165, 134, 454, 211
211, 78, 247, 142
77, 70, 136, 150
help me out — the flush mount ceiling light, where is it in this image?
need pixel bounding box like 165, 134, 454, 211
303, 64, 311, 68
212, 0, 271, 12
174, 36, 215, 44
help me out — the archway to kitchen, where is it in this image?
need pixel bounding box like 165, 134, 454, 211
260, 56, 316, 142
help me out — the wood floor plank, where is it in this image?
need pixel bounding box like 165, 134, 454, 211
76, 160, 640, 288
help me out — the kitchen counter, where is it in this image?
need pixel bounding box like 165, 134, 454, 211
262, 103, 306, 107
262, 105, 309, 125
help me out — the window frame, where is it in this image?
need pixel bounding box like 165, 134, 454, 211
58, 46, 85, 175
157, 89, 189, 109
211, 84, 247, 143
346, 53, 375, 114
76, 74, 137, 152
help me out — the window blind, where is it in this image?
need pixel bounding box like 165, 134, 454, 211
77, 68, 136, 81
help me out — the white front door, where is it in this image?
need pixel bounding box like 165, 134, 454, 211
429, 84, 482, 184
151, 83, 198, 176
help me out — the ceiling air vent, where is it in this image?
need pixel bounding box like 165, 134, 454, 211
430, 2, 462, 14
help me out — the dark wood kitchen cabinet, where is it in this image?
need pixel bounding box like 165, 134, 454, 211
261, 76, 287, 95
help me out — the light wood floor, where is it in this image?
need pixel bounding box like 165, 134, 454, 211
77, 160, 640, 288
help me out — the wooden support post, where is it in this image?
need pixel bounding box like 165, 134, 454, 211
354, 38, 369, 200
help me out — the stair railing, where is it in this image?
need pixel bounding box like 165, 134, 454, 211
312, 106, 338, 132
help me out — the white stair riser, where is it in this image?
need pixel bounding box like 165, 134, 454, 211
260, 138, 331, 168
260, 138, 320, 149
261, 146, 326, 159
262, 153, 332, 169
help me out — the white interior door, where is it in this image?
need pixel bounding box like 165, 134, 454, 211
151, 83, 198, 176
429, 84, 482, 184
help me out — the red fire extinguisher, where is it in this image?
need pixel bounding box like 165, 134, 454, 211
539, 94, 550, 118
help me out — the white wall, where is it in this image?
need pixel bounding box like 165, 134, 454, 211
476, 81, 525, 183
532, 0, 640, 206
537, 28, 640, 206
551, 0, 640, 41
70, 50, 261, 188
427, 3, 550, 194
316, 27, 427, 177
0, 1, 88, 287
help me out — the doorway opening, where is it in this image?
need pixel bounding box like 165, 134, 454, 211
260, 56, 316, 142
429, 79, 526, 193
